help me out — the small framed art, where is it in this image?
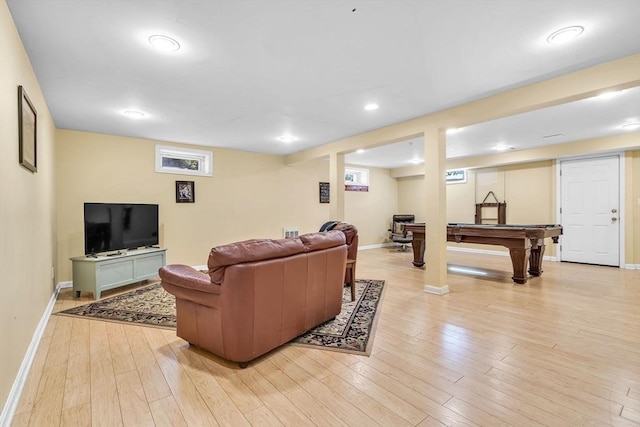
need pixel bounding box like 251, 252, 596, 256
18, 85, 37, 173
175, 181, 195, 203
319, 182, 330, 203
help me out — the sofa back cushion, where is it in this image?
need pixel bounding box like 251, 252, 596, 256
208, 238, 304, 283
207, 231, 345, 284
300, 230, 345, 251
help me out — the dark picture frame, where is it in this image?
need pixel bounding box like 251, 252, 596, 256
319, 182, 330, 203
18, 86, 37, 173
175, 180, 195, 203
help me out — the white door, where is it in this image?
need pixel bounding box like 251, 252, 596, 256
560, 156, 620, 266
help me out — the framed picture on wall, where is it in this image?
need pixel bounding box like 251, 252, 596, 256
319, 182, 330, 203
18, 85, 37, 173
175, 181, 195, 203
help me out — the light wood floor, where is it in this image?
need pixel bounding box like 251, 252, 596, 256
11, 248, 640, 426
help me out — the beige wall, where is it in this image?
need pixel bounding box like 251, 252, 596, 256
56, 130, 326, 280
398, 152, 640, 262
55, 131, 396, 281
344, 165, 398, 246
626, 150, 640, 265
0, 0, 57, 411
399, 161, 554, 225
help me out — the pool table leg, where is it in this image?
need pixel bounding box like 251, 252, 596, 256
411, 238, 425, 267
528, 240, 545, 276
508, 247, 530, 284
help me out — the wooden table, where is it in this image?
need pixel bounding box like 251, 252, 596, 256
345, 259, 356, 301
404, 223, 562, 284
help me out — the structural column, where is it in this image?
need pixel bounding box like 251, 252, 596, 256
329, 152, 345, 221
423, 128, 449, 294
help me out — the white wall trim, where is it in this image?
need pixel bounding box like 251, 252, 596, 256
424, 284, 450, 295
623, 264, 640, 270
359, 243, 395, 250
0, 282, 64, 427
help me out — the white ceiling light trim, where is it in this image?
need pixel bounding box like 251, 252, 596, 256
148, 34, 181, 52
595, 91, 621, 100
364, 103, 379, 111
492, 143, 513, 151
278, 135, 297, 143
123, 110, 145, 119
546, 25, 584, 44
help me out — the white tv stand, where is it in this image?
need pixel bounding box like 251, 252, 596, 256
70, 247, 167, 299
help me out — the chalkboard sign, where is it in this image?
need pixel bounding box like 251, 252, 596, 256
319, 182, 330, 203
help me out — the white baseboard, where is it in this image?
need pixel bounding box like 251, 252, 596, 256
424, 284, 450, 295
623, 264, 640, 270
359, 243, 395, 250
0, 282, 64, 427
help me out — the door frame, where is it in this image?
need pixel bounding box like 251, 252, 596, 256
555, 152, 625, 267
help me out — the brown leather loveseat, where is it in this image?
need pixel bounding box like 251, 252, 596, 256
159, 230, 347, 367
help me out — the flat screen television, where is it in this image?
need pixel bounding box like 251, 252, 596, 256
84, 203, 159, 255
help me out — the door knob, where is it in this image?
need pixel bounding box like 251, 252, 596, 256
611, 208, 617, 213
611, 217, 618, 222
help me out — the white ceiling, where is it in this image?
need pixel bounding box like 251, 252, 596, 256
7, 0, 640, 168
349, 86, 640, 168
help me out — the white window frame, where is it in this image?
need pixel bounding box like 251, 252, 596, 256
446, 168, 467, 184
155, 145, 213, 177
345, 167, 369, 186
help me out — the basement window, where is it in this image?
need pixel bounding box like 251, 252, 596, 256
155, 145, 213, 177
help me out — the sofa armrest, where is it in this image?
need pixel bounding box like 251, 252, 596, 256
159, 264, 219, 295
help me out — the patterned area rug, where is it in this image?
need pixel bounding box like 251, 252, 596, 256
55, 278, 385, 356
292, 279, 385, 355
56, 282, 177, 328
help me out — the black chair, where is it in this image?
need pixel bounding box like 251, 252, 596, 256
319, 221, 339, 232
389, 214, 415, 251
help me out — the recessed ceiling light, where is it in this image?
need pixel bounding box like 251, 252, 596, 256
364, 103, 379, 111
123, 110, 145, 119
492, 143, 513, 151
621, 122, 640, 130
148, 34, 181, 52
278, 135, 297, 143
595, 91, 621, 100
356, 149, 365, 154
546, 26, 584, 44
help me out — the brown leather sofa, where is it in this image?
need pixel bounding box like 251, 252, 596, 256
159, 231, 347, 367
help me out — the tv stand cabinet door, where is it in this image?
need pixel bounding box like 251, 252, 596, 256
71, 248, 166, 299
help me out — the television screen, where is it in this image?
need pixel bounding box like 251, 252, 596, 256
84, 203, 159, 255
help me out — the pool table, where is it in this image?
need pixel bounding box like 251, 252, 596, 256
404, 223, 563, 284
